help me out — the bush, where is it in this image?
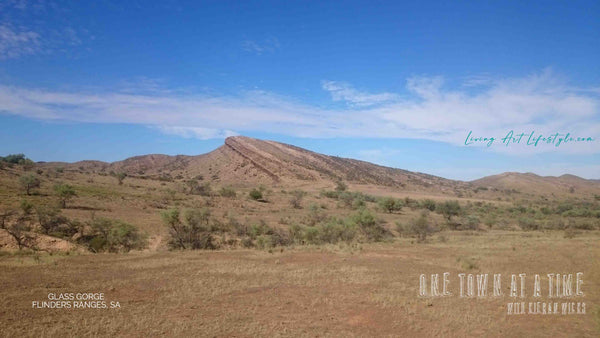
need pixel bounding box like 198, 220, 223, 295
410, 212, 434, 243
420, 199, 436, 211
5, 217, 34, 250
304, 204, 327, 226
378, 197, 403, 213
319, 219, 356, 244
82, 217, 147, 253
54, 183, 77, 208
484, 214, 496, 228
436, 200, 461, 223
0, 154, 28, 164
289, 190, 306, 209
338, 192, 355, 208
303, 226, 321, 244
161, 208, 219, 250
20, 199, 34, 215
114, 172, 127, 185
19, 174, 41, 195
321, 190, 340, 199
335, 180, 348, 192
219, 186, 237, 198
518, 217, 538, 231
349, 208, 388, 242
249, 188, 263, 201
464, 215, 480, 230
35, 206, 71, 236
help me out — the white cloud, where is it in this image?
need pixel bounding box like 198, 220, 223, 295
242, 37, 280, 55
321, 81, 400, 107
156, 126, 238, 140
0, 70, 598, 151
0, 2, 89, 59
0, 24, 40, 59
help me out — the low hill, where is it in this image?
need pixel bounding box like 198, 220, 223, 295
36, 136, 599, 197
41, 136, 466, 193
471, 172, 600, 196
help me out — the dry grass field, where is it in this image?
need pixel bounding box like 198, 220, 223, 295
1, 231, 599, 337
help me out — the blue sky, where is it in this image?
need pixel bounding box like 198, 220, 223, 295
0, 0, 599, 180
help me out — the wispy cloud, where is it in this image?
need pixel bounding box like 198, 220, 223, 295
321, 81, 400, 107
242, 37, 280, 55
0, 70, 598, 153
0, 1, 89, 59
0, 24, 40, 59
156, 126, 238, 140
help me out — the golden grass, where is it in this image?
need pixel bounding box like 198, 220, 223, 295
1, 231, 598, 337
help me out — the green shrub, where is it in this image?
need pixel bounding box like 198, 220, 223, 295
410, 212, 434, 242
255, 235, 273, 249
219, 186, 237, 198
464, 215, 480, 230
378, 197, 403, 213
484, 214, 496, 228
335, 180, 348, 192
249, 188, 263, 201
303, 226, 321, 245
83, 217, 147, 253
518, 217, 537, 231
0, 154, 27, 164
305, 204, 327, 226
350, 208, 388, 242
54, 183, 77, 208
20, 199, 34, 215
436, 200, 461, 223
420, 199, 436, 211
321, 190, 340, 199
19, 174, 41, 195
161, 208, 219, 250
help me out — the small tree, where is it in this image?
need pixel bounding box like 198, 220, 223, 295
185, 180, 211, 196
410, 212, 434, 243
2, 154, 26, 164
350, 208, 388, 242
437, 200, 461, 223
107, 221, 147, 252
185, 179, 199, 194
35, 206, 64, 235
5, 215, 34, 250
161, 208, 217, 250
161, 209, 186, 249
19, 174, 41, 195
84, 217, 146, 252
54, 183, 77, 208
183, 208, 216, 249
115, 172, 127, 185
